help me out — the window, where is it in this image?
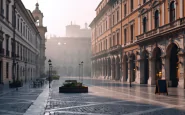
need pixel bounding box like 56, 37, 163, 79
143, 0, 146, 4
143, 17, 147, 33
109, 37, 111, 47
0, 0, 4, 15
170, 1, 175, 22
105, 20, 107, 30
124, 29, 127, 44
117, 10, 119, 22
130, 25, 134, 42
113, 15, 115, 25
17, 17, 19, 30
12, 6, 15, 27
113, 35, 115, 46
20, 20, 22, 33
117, 32, 119, 45
6, 36, 9, 56
124, 4, 127, 17
105, 39, 107, 49
6, 1, 9, 20
155, 10, 159, 28
6, 62, 9, 78
131, 0, 134, 12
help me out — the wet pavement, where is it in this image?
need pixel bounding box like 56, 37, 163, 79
0, 83, 47, 115
44, 77, 185, 115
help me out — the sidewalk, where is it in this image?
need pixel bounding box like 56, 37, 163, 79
92, 77, 185, 100
0, 81, 48, 115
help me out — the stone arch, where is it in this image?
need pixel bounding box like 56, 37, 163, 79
108, 57, 111, 77
123, 55, 128, 82
130, 53, 136, 82
111, 57, 116, 80
140, 50, 149, 84
166, 43, 180, 87
116, 56, 121, 80
151, 47, 162, 85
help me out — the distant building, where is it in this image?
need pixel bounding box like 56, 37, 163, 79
46, 24, 91, 77
66, 22, 91, 37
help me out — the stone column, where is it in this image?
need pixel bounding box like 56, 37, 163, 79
180, 0, 183, 18
178, 54, 185, 88
148, 57, 156, 85
139, 59, 145, 84
162, 2, 165, 25
135, 59, 141, 84
162, 56, 167, 80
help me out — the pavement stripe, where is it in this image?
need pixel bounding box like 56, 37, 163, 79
47, 110, 110, 115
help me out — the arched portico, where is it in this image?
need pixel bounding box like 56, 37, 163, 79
116, 56, 121, 80
123, 55, 128, 82
130, 54, 136, 82
108, 58, 111, 78
166, 43, 179, 87
140, 50, 149, 84
151, 47, 162, 85
111, 57, 116, 80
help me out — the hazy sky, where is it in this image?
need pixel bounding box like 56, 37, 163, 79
22, 0, 101, 37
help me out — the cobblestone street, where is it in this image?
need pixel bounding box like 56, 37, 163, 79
44, 77, 185, 115
0, 84, 46, 115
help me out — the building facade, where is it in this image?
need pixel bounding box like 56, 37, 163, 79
90, 0, 185, 89
46, 23, 91, 77
0, 0, 46, 85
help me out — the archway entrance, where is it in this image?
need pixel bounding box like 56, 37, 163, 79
112, 57, 116, 80
108, 58, 111, 77
123, 55, 128, 82
141, 50, 149, 84
116, 56, 120, 80
168, 43, 179, 87
130, 54, 136, 82
152, 47, 162, 85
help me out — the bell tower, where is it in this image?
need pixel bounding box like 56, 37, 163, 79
32, 2, 47, 76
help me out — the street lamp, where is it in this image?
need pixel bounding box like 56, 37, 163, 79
81, 61, 84, 84
48, 59, 52, 88
79, 64, 81, 81
25, 61, 27, 83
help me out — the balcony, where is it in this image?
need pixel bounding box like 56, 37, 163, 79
91, 50, 108, 59
137, 17, 185, 41
108, 45, 122, 53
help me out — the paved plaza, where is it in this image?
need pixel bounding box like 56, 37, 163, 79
0, 78, 185, 115
44, 77, 185, 115
0, 83, 47, 115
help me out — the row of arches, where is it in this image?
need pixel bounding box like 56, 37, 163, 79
92, 43, 180, 87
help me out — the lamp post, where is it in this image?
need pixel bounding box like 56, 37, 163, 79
25, 61, 27, 83
48, 59, 52, 88
79, 64, 81, 81
81, 61, 83, 84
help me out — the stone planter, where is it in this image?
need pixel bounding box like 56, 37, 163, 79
59, 86, 88, 93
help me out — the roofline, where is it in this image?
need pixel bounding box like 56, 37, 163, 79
95, 0, 103, 11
